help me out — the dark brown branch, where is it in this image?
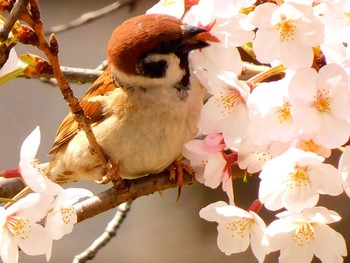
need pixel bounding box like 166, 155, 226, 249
0, 178, 25, 199
74, 171, 196, 223
45, 0, 138, 35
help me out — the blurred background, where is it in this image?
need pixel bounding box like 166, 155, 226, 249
0, 1, 348, 262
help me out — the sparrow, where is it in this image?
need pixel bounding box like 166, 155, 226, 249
46, 14, 209, 183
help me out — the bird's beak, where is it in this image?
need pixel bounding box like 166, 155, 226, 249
181, 25, 210, 53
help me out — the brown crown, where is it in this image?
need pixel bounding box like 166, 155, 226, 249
107, 14, 184, 75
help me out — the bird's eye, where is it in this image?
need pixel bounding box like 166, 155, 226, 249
157, 42, 170, 50
155, 41, 177, 54
137, 54, 168, 78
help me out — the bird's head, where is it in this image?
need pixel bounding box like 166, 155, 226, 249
107, 14, 209, 92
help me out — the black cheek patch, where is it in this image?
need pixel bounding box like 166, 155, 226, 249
138, 59, 168, 78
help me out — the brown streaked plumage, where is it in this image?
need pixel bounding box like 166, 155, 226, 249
48, 69, 116, 155
46, 14, 209, 183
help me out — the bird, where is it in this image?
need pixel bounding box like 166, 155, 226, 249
45, 14, 209, 184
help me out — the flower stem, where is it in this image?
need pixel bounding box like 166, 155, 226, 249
0, 197, 14, 203
247, 64, 286, 87
0, 67, 24, 85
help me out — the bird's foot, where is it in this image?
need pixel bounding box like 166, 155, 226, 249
167, 160, 194, 201
97, 159, 123, 187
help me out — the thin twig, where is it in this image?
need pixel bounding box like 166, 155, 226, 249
73, 202, 132, 263
74, 171, 196, 223
0, 0, 30, 68
21, 66, 103, 84
24, 0, 107, 167
45, 0, 137, 35
0, 0, 29, 41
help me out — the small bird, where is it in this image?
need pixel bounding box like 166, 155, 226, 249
46, 14, 209, 183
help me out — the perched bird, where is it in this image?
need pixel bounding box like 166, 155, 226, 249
46, 14, 209, 183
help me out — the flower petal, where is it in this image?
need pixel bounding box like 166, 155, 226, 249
20, 126, 40, 161
217, 219, 250, 255
199, 201, 228, 222
16, 224, 52, 257
313, 224, 347, 262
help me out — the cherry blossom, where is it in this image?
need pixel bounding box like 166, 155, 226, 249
338, 146, 350, 198
183, 133, 235, 203
19, 126, 62, 194
289, 64, 350, 149
198, 72, 250, 150
184, 0, 254, 90
290, 134, 331, 158
200, 201, 266, 262
46, 188, 93, 240
247, 75, 297, 145
0, 193, 53, 263
237, 139, 288, 174
263, 207, 347, 263
249, 2, 324, 70
315, 0, 350, 46
259, 148, 343, 212
18, 127, 93, 239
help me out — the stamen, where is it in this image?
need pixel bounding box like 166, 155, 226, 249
61, 207, 75, 224
7, 215, 31, 239
287, 166, 308, 189
214, 89, 243, 117
277, 102, 292, 123
226, 217, 252, 238
313, 89, 330, 113
275, 15, 296, 42
293, 222, 315, 246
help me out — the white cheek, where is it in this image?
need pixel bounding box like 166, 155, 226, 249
110, 53, 185, 89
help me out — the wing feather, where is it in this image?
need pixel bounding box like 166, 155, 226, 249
48, 68, 117, 156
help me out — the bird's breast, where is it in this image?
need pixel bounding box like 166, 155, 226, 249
99, 77, 204, 178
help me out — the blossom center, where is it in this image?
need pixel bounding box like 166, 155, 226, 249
252, 151, 271, 163
226, 217, 251, 238
214, 89, 243, 117
276, 15, 296, 42
293, 222, 315, 246
287, 167, 308, 189
297, 139, 321, 154
313, 89, 331, 113
342, 11, 350, 20
7, 215, 31, 239
61, 207, 75, 225
277, 102, 292, 123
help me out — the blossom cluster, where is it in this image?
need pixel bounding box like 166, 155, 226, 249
0, 127, 92, 263
149, 0, 350, 262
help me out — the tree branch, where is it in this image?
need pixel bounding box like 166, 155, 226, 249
0, 0, 30, 69
45, 0, 138, 35
23, 0, 108, 167
0, 0, 29, 42
73, 202, 132, 263
23, 66, 103, 85
0, 178, 25, 199
74, 171, 196, 223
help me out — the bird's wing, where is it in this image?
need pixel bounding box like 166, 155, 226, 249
48, 68, 117, 156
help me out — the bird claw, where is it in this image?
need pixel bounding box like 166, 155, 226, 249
96, 159, 123, 186
167, 160, 194, 202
